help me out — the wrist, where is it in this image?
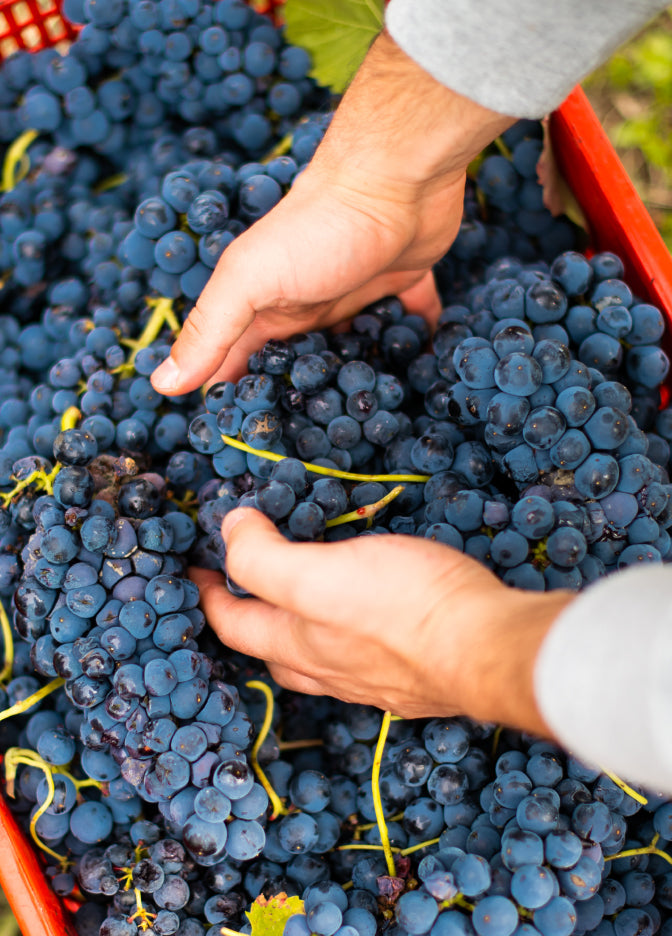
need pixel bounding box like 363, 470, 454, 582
454, 588, 575, 737
310, 30, 515, 197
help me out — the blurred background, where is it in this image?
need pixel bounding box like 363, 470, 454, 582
584, 7, 672, 248
0, 5, 670, 936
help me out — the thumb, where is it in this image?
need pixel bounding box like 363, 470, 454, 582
151, 245, 259, 395
221, 505, 363, 620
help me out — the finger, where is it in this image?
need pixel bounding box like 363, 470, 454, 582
189, 565, 297, 663
398, 269, 442, 327
205, 268, 435, 386
265, 663, 326, 697
221, 505, 430, 626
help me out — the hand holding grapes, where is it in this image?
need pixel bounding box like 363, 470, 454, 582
151, 31, 513, 394
191, 507, 573, 735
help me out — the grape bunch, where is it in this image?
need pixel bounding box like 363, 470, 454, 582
0, 0, 320, 154
120, 111, 329, 302
439, 120, 578, 297
1, 4, 672, 935
9, 437, 275, 872
0, 0, 327, 299
184, 252, 672, 592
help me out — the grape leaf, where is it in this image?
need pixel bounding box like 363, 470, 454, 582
245, 892, 306, 936
284, 0, 384, 93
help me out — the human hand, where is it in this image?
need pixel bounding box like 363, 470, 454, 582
151, 32, 514, 395
191, 507, 573, 734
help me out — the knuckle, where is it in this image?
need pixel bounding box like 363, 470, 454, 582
180, 304, 209, 343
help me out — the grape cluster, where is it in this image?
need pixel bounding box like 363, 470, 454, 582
121, 111, 329, 302
186, 254, 672, 592
1, 6, 672, 936
438, 120, 578, 297
0, 0, 326, 299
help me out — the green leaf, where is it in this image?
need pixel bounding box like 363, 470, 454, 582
246, 893, 306, 936
284, 0, 384, 93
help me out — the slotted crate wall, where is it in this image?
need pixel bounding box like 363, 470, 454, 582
0, 0, 78, 59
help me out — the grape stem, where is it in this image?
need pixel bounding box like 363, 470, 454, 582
604, 832, 672, 867
325, 484, 405, 528
277, 738, 323, 751
60, 406, 82, 432
4, 748, 70, 868
600, 768, 647, 805
491, 725, 503, 757
128, 888, 157, 931
337, 836, 440, 857
117, 297, 181, 376
371, 710, 396, 877
1, 129, 38, 192
93, 172, 129, 194
260, 131, 293, 163
0, 677, 65, 723
220, 434, 430, 483
0, 466, 58, 507
245, 679, 289, 819
0, 599, 14, 689
115, 866, 134, 891
0, 407, 82, 508
353, 812, 404, 837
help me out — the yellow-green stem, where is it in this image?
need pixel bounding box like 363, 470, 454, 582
221, 434, 430, 483
326, 485, 405, 528
245, 680, 288, 819
354, 813, 404, 833
2, 129, 38, 192
338, 836, 440, 857
0, 599, 14, 687
0, 677, 65, 722
94, 172, 129, 194
601, 768, 648, 805
371, 710, 396, 877
401, 837, 441, 856
60, 406, 81, 432
5, 749, 69, 866
129, 888, 157, 931
117, 297, 181, 376
261, 132, 293, 163
604, 834, 672, 867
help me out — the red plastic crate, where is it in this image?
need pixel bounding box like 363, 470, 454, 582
0, 0, 78, 60
0, 6, 670, 936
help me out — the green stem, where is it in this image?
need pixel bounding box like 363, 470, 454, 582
600, 768, 648, 805
0, 678, 65, 722
245, 680, 288, 819
326, 484, 405, 528
4, 749, 70, 867
93, 172, 129, 194
0, 599, 14, 688
372, 711, 396, 877
2, 129, 38, 192
221, 434, 430, 483
116, 297, 181, 377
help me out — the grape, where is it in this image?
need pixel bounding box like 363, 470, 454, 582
2, 35, 672, 935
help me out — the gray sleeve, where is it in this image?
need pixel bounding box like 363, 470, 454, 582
385, 0, 668, 118
534, 564, 672, 795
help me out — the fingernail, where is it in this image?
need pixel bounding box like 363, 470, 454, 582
152, 356, 181, 392
221, 508, 251, 540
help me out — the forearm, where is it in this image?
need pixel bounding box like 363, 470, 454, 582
386, 0, 668, 119
455, 588, 573, 738
309, 30, 514, 196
